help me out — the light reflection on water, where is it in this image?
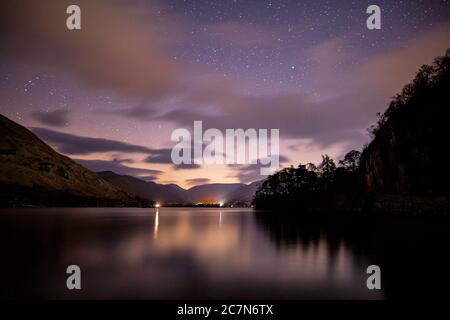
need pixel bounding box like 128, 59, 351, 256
0, 208, 397, 299
153, 208, 159, 240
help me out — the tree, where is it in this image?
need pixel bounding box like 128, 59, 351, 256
339, 150, 361, 172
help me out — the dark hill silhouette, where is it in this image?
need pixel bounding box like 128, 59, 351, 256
226, 181, 261, 206
187, 183, 245, 203
98, 171, 255, 205
97, 171, 189, 204
0, 114, 146, 207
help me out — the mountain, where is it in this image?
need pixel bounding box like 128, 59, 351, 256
98, 171, 258, 205
186, 183, 245, 203
0, 114, 144, 207
227, 181, 261, 206
97, 171, 188, 204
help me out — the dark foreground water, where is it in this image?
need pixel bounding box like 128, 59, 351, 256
0, 208, 448, 299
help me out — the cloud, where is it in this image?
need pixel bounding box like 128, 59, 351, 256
355, 23, 450, 98
143, 147, 202, 170
203, 21, 276, 47
174, 163, 202, 170
0, 0, 186, 100
185, 178, 211, 186
144, 148, 173, 164
30, 126, 204, 171
31, 109, 70, 127
75, 158, 161, 178
109, 103, 158, 120
228, 155, 290, 183
4, 0, 449, 156
152, 23, 450, 150
227, 163, 267, 184
303, 23, 450, 116
156, 93, 370, 147
31, 127, 154, 155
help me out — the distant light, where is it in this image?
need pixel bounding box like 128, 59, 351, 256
155, 203, 161, 208
219, 202, 224, 207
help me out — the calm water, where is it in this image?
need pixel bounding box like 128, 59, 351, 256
0, 207, 448, 299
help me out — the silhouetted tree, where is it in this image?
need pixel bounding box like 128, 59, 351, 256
254, 153, 362, 211
339, 150, 361, 172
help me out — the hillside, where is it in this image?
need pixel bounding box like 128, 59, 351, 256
97, 171, 188, 204
227, 181, 261, 206
0, 114, 143, 207
187, 183, 245, 204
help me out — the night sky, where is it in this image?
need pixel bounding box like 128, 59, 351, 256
1, 0, 449, 187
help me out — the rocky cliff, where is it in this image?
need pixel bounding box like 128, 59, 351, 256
361, 50, 450, 196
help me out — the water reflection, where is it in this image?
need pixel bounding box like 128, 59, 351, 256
255, 211, 450, 299
0, 208, 448, 299
153, 208, 159, 239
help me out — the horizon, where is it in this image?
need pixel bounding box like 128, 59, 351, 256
1, 0, 450, 188
94, 168, 256, 189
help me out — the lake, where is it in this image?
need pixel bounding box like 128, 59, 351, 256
0, 207, 448, 299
